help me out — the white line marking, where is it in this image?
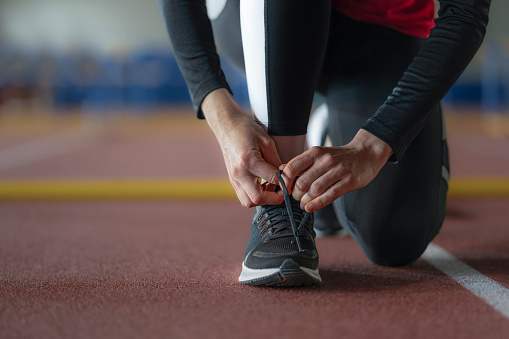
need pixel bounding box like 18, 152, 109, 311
0, 130, 96, 172
422, 243, 509, 319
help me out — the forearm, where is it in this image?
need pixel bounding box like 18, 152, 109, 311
158, 0, 232, 117
201, 88, 246, 141
201, 89, 283, 205
362, 0, 490, 161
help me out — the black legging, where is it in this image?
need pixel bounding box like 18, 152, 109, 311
211, 0, 448, 266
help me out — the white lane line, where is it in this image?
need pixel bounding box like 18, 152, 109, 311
0, 130, 96, 172
422, 243, 509, 319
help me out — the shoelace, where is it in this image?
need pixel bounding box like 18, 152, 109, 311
275, 170, 309, 252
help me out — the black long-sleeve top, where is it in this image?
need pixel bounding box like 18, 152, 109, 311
158, 0, 490, 161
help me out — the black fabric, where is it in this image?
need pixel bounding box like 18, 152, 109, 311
245, 196, 315, 258
330, 104, 448, 267
245, 198, 317, 270
160, 0, 490, 160
314, 203, 342, 234
362, 0, 490, 161
321, 13, 449, 266
264, 0, 331, 135
244, 237, 318, 270
318, 13, 428, 161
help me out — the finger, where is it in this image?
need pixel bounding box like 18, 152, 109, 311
248, 156, 281, 186
263, 182, 286, 201
303, 180, 352, 213
299, 168, 341, 207
292, 162, 331, 201
277, 164, 293, 194
262, 182, 278, 192
282, 149, 316, 193
230, 179, 256, 207
260, 181, 286, 202
260, 138, 283, 170
241, 175, 284, 206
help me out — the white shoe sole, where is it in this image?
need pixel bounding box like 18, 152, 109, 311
238, 259, 321, 287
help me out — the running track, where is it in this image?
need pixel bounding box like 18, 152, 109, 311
1, 109, 508, 338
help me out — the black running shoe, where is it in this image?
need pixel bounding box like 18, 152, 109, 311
238, 171, 321, 287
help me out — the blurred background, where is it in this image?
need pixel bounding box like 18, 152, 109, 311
0, 0, 507, 120
2, 3, 509, 337
0, 0, 249, 120
0, 0, 508, 190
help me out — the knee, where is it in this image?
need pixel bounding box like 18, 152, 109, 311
361, 232, 431, 267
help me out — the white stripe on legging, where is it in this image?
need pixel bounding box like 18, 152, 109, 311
422, 243, 509, 319
206, 0, 228, 20
240, 0, 269, 128
307, 103, 329, 147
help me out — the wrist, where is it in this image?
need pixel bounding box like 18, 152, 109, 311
351, 129, 393, 161
201, 88, 238, 134
200, 88, 251, 142
201, 88, 242, 118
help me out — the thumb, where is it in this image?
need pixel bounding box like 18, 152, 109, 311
250, 156, 280, 186
258, 140, 282, 185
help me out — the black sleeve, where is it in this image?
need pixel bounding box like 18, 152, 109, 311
361, 0, 491, 162
158, 0, 232, 119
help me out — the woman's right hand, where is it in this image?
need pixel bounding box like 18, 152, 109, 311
201, 88, 284, 207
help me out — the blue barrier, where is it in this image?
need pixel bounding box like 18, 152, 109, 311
481, 39, 503, 112
441, 38, 508, 111
4, 42, 506, 113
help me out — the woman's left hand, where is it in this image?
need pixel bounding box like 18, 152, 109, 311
281, 129, 393, 213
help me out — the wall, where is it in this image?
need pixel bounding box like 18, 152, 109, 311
0, 0, 170, 53
0, 0, 506, 107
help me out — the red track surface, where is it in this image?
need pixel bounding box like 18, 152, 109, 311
1, 113, 509, 338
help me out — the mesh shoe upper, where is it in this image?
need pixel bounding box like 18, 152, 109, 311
244, 196, 318, 270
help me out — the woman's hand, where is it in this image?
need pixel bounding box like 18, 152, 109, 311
282, 129, 393, 212
201, 89, 284, 207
